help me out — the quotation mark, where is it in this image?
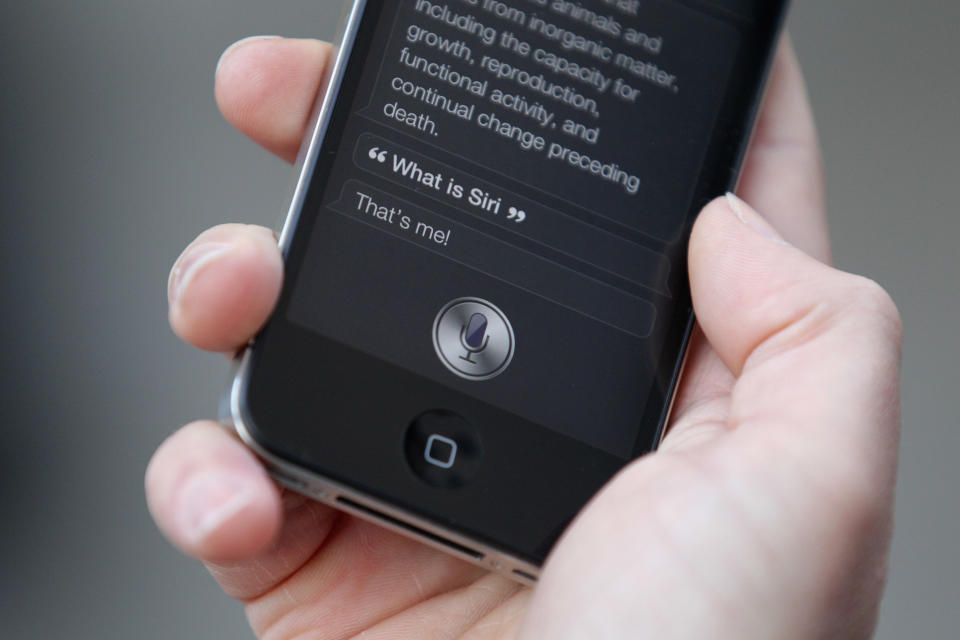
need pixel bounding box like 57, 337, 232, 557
367, 147, 388, 163
507, 207, 526, 223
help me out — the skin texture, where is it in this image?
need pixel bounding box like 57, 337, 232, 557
147, 35, 902, 639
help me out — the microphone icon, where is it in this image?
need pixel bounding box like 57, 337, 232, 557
459, 313, 489, 363
433, 298, 514, 381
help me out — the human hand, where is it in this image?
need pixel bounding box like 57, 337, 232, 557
147, 36, 901, 639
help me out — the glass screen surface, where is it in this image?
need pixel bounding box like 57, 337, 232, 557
285, 0, 743, 458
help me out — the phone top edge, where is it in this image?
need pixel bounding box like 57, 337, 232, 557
277, 0, 370, 253
226, 350, 542, 585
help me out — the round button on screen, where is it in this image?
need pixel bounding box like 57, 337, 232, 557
433, 298, 514, 381
404, 410, 482, 488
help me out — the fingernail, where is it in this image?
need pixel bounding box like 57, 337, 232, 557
216, 35, 282, 76
168, 242, 231, 306
178, 472, 257, 545
725, 192, 790, 245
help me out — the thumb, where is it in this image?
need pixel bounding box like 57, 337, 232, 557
689, 193, 901, 469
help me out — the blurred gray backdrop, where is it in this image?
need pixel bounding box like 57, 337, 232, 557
1, 1, 957, 637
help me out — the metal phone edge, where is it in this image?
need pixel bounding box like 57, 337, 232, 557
225, 350, 541, 585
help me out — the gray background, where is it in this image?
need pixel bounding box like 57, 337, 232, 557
1, 0, 956, 637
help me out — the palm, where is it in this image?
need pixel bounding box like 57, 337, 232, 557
149, 35, 899, 640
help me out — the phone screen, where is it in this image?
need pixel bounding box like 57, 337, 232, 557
244, 0, 785, 562
284, 0, 749, 458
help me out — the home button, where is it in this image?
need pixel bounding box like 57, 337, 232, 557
404, 410, 482, 488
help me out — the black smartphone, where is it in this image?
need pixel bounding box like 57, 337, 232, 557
223, 0, 788, 583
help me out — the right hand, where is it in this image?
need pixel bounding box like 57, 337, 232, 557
146, 36, 901, 639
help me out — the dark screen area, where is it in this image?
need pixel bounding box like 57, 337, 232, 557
287, 0, 741, 457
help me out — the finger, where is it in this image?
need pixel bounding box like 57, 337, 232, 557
146, 420, 283, 562
215, 37, 332, 163
738, 35, 830, 263
689, 194, 902, 462
167, 223, 282, 352
205, 491, 343, 601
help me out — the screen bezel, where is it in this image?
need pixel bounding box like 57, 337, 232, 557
237, 0, 790, 565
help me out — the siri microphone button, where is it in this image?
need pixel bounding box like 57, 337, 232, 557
432, 298, 514, 381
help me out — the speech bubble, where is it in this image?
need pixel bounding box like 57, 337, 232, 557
327, 179, 657, 338
353, 133, 671, 297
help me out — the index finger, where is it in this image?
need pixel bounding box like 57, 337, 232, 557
215, 37, 333, 163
